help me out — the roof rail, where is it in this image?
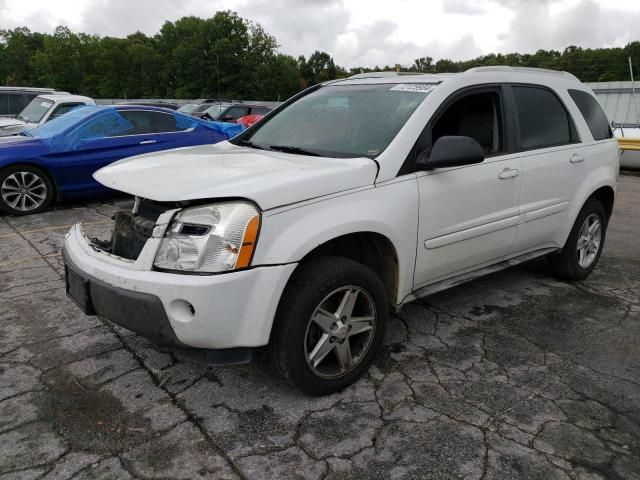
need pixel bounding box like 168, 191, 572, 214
465, 66, 580, 82
347, 71, 431, 79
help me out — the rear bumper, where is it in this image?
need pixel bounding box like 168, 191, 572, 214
63, 223, 297, 349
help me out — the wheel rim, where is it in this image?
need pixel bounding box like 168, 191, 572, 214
304, 285, 377, 379
576, 213, 602, 268
1, 171, 47, 212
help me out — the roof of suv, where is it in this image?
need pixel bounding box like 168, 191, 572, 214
336, 66, 582, 86
36, 94, 94, 103
0, 86, 60, 92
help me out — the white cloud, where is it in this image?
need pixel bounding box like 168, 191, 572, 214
0, 0, 638, 68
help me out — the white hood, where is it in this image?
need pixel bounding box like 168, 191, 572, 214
0, 118, 26, 137
94, 142, 378, 210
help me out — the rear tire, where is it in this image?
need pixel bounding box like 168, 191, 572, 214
548, 198, 607, 281
0, 165, 53, 215
270, 256, 388, 396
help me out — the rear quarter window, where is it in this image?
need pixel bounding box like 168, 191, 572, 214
568, 89, 613, 141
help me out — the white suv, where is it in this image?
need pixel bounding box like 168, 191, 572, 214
63, 67, 619, 395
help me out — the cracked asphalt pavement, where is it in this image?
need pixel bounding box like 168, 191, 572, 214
1, 174, 639, 479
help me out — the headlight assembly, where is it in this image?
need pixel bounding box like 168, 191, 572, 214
154, 201, 260, 273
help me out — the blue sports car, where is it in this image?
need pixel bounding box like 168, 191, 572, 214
0, 105, 243, 215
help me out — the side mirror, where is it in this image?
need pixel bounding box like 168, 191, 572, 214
416, 136, 485, 170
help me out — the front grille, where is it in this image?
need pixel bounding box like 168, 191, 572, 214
110, 199, 179, 260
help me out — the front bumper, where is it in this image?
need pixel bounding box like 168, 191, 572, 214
63, 223, 297, 349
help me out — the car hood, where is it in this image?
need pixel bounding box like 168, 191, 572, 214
0, 118, 26, 137
94, 142, 378, 210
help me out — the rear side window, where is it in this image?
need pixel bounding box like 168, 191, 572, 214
513, 86, 576, 149
568, 89, 613, 140
119, 110, 188, 134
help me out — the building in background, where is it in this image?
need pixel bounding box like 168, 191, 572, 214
588, 81, 640, 169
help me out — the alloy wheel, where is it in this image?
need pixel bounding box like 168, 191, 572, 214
576, 213, 602, 268
304, 286, 377, 379
1, 171, 48, 212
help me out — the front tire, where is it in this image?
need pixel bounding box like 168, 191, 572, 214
270, 257, 388, 396
0, 165, 53, 215
548, 198, 607, 281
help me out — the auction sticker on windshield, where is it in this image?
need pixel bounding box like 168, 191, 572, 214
390, 84, 436, 93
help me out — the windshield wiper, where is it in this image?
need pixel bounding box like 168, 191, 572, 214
236, 139, 270, 151
267, 145, 320, 157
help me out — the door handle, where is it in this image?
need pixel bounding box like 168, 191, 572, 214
570, 153, 585, 163
498, 168, 520, 180
139, 140, 157, 145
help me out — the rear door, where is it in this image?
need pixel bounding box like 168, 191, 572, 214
413, 85, 522, 287
509, 85, 584, 255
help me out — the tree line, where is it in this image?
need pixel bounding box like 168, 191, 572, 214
1, 11, 639, 101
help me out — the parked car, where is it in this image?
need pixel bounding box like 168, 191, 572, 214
214, 103, 272, 123
63, 67, 618, 395
0, 105, 243, 214
0, 86, 67, 119
177, 99, 229, 115
0, 94, 95, 137
118, 101, 179, 110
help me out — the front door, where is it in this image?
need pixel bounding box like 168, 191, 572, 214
413, 86, 522, 288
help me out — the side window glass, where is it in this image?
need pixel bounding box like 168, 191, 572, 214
152, 112, 183, 132
252, 107, 271, 116
119, 111, 184, 134
568, 89, 613, 141
77, 112, 134, 141
8, 94, 26, 115
513, 86, 575, 149
49, 103, 83, 122
118, 110, 156, 134
0, 94, 9, 115
224, 107, 249, 120
431, 91, 503, 155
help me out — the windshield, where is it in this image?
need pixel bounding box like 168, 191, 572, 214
203, 104, 228, 119
242, 83, 434, 158
194, 103, 215, 113
177, 103, 198, 114
17, 96, 54, 123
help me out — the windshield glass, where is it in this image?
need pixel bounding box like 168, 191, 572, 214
17, 96, 54, 123
177, 103, 198, 114
204, 104, 227, 119
194, 103, 214, 113
244, 83, 434, 158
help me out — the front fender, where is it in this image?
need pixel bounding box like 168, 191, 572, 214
253, 177, 420, 303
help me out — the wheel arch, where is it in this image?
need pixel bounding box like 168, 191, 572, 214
589, 185, 615, 222
0, 161, 59, 200
294, 231, 400, 309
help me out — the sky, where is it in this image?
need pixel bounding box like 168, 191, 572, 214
1, 0, 639, 68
